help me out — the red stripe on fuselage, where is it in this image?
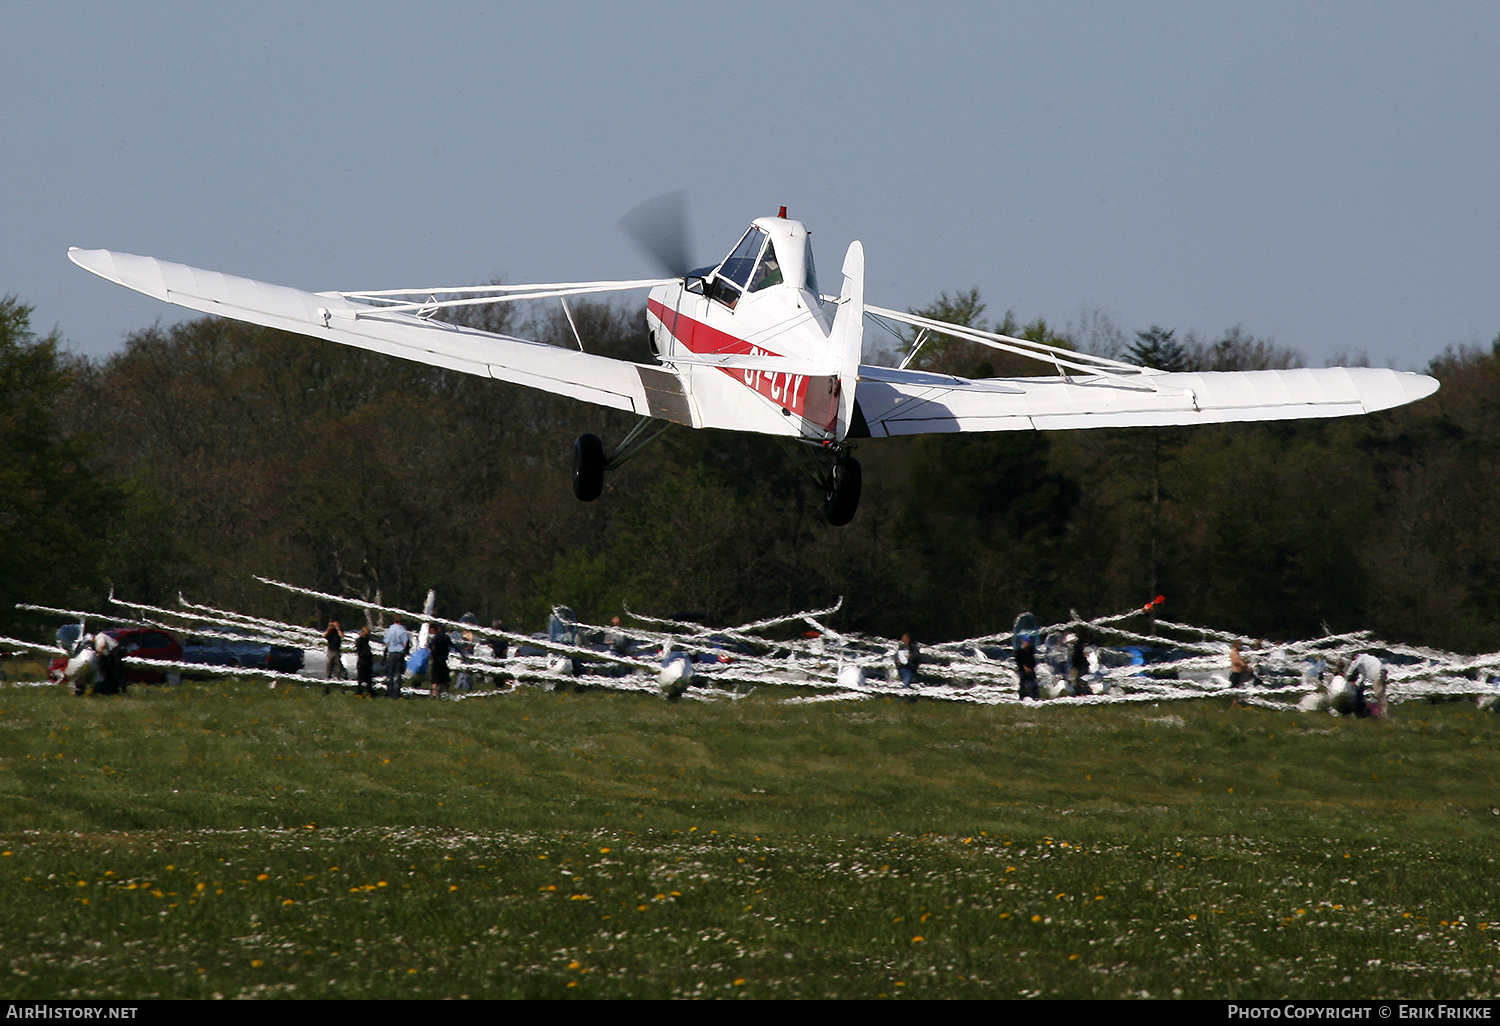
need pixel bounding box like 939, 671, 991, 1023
648, 297, 837, 432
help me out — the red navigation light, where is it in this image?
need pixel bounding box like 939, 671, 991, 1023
778, 206, 787, 219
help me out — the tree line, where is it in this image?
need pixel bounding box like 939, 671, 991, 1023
4, 290, 1497, 653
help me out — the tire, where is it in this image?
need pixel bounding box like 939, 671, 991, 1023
823, 456, 862, 526
573, 433, 605, 501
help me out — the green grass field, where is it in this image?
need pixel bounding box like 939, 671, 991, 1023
2, 674, 1498, 999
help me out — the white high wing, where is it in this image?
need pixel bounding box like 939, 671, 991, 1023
70, 205, 1438, 525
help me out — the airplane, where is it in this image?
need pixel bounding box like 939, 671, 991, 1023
69, 199, 1439, 525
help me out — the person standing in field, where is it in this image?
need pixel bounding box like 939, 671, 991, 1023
894, 632, 920, 702
324, 620, 346, 683
428, 624, 452, 698
355, 626, 374, 697
1016, 636, 1039, 701
1069, 633, 1091, 696
383, 618, 410, 699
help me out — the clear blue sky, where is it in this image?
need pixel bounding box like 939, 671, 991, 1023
5, 1, 1498, 368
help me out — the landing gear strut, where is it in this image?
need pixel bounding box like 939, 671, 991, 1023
823, 454, 862, 526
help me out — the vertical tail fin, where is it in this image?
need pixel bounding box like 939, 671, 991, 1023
828, 240, 864, 442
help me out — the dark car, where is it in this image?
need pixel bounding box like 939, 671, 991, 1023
182, 627, 304, 674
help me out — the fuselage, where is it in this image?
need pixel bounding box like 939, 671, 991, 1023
645, 215, 843, 440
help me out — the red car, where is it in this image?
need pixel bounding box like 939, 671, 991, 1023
49, 627, 184, 687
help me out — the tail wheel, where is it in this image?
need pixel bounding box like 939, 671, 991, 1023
823, 455, 862, 526
572, 433, 605, 501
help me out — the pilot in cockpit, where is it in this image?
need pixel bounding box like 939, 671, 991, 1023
750, 248, 783, 292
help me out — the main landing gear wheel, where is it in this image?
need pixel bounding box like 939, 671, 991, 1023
823, 455, 862, 526
573, 433, 605, 501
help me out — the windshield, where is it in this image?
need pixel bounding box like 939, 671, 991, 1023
718, 228, 767, 289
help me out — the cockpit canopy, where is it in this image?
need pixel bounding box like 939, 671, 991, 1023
707, 215, 818, 309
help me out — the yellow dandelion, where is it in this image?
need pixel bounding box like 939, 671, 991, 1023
251, 960, 263, 968
256, 873, 268, 881
282, 899, 294, 907
1031, 914, 1042, 923
912, 936, 924, 943
734, 979, 746, 986
599, 847, 611, 854
568, 961, 581, 970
